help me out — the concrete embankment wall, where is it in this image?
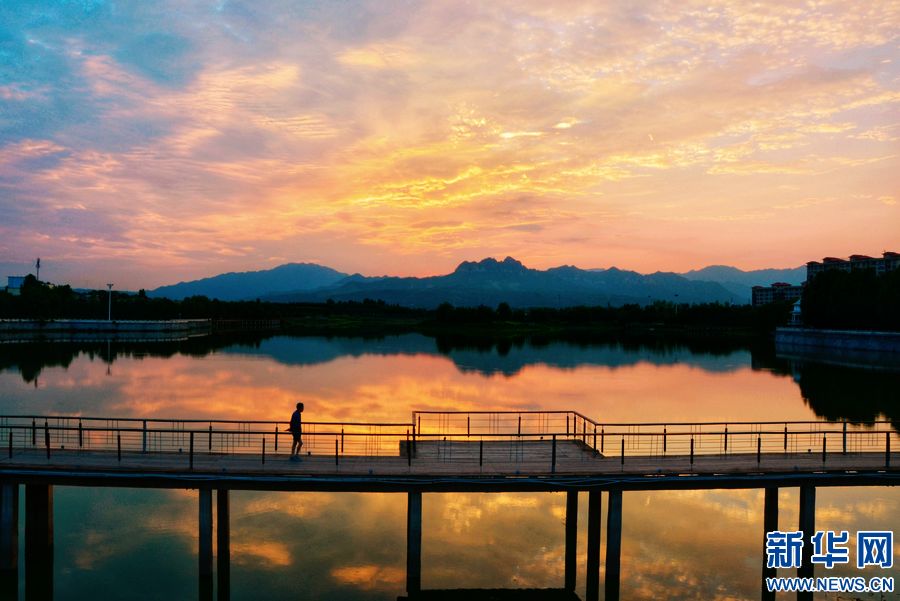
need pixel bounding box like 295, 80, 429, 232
0, 319, 211, 333
775, 327, 900, 353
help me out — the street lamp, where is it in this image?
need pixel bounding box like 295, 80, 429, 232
107, 283, 114, 321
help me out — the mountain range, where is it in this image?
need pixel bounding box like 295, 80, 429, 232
148, 257, 806, 307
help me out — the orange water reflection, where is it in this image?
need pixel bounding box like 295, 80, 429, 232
4, 342, 818, 425
4, 336, 897, 599
50, 486, 899, 600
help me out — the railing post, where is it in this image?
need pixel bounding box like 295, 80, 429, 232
690, 437, 694, 466
479, 439, 483, 468
582, 420, 586, 444
663, 427, 667, 455
517, 415, 521, 437
783, 425, 788, 452
261, 437, 266, 465
467, 415, 470, 438
412, 424, 417, 457
842, 421, 847, 455
117, 433, 121, 462
31, 419, 35, 447
592, 425, 597, 452
341, 428, 344, 454
551, 435, 557, 473
6, 432, 10, 460
724, 426, 728, 455
886, 432, 891, 468
757, 435, 761, 464
407, 430, 411, 468
274, 425, 278, 452
78, 420, 83, 448
335, 439, 339, 467
189, 431, 194, 470
44, 420, 49, 460
208, 425, 213, 452
620, 437, 624, 466
142, 420, 147, 453
822, 433, 826, 463
566, 414, 569, 437
601, 427, 605, 454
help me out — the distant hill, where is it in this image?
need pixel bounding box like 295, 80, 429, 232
264, 257, 741, 308
680, 265, 806, 302
147, 258, 804, 307
149, 263, 348, 301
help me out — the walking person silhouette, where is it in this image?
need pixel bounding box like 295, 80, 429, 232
288, 402, 304, 461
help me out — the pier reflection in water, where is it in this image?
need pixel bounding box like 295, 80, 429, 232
0, 333, 898, 599
7, 486, 898, 601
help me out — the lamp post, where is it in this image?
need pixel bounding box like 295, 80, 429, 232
107, 283, 114, 321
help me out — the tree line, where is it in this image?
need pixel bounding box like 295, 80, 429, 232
0, 274, 796, 331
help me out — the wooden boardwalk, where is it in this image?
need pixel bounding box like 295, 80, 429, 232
1, 439, 896, 489
1, 413, 898, 601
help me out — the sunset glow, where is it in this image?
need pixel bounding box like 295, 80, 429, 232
1, 1, 898, 288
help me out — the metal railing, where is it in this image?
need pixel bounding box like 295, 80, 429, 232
0, 411, 896, 471
411, 411, 897, 467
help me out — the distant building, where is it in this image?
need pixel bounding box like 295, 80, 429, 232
752, 282, 804, 306
5, 276, 26, 296
806, 251, 900, 280
789, 298, 803, 326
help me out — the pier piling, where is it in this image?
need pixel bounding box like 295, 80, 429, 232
605, 489, 623, 601
797, 485, 816, 601
217, 490, 230, 601
25, 484, 53, 601
585, 490, 602, 601
761, 487, 778, 601
407, 491, 422, 598
564, 491, 577, 592
0, 483, 16, 600
199, 488, 213, 601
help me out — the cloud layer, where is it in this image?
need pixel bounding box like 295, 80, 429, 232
1, 0, 897, 288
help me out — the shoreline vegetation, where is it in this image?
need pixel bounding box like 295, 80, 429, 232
1, 275, 796, 339
4, 267, 899, 336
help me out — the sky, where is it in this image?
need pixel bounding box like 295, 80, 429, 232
0, 0, 898, 290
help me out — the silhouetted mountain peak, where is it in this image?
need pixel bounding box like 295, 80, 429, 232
454, 256, 528, 275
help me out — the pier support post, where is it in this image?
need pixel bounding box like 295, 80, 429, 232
1, 483, 18, 600
199, 488, 213, 601
797, 485, 815, 601
585, 490, 602, 601
217, 490, 230, 601
407, 491, 422, 598
761, 487, 778, 601
605, 489, 623, 601
564, 491, 578, 592
25, 484, 52, 601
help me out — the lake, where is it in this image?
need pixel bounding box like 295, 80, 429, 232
1, 333, 898, 600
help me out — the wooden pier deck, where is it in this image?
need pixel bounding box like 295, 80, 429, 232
1, 411, 898, 601
0, 410, 897, 490
0, 440, 896, 492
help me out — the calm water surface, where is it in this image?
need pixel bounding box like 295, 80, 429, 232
1, 333, 898, 600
